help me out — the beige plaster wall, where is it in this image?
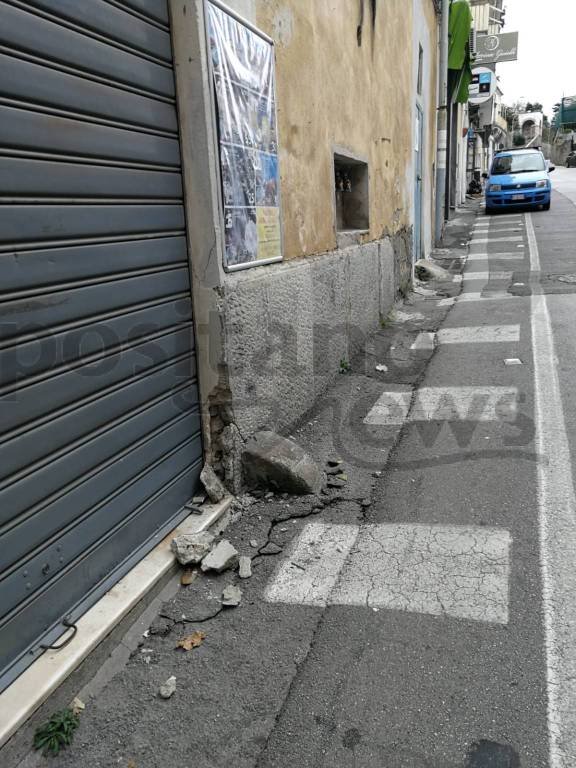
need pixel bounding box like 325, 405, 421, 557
255, 0, 424, 260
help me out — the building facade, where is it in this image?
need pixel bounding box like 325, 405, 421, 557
183, 0, 440, 490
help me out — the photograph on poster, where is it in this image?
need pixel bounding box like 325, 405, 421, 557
221, 145, 256, 207
224, 207, 258, 266
256, 153, 279, 207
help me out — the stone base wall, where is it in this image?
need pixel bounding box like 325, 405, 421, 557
207, 231, 412, 489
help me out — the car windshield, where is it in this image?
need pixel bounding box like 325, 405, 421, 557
491, 153, 546, 175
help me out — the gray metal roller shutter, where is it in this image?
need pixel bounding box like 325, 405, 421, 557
0, 0, 203, 691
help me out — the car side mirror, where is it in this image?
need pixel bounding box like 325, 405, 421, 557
482, 172, 488, 179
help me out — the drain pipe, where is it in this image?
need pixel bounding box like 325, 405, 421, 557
435, 0, 450, 245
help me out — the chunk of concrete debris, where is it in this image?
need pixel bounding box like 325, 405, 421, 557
243, 431, 322, 495
222, 585, 242, 607
239, 556, 252, 579
249, 539, 259, 549
326, 458, 343, 468
200, 464, 227, 503
200, 540, 239, 573
70, 697, 85, 716
415, 259, 450, 282
260, 542, 283, 556
159, 676, 177, 699
171, 532, 215, 566
375, 364, 388, 373
180, 568, 197, 586
361, 498, 372, 508
149, 619, 172, 637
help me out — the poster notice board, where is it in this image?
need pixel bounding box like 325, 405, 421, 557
207, 1, 283, 270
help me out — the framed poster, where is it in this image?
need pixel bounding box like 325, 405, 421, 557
206, 0, 283, 270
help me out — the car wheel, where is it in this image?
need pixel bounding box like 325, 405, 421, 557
485, 206, 495, 216
542, 202, 551, 211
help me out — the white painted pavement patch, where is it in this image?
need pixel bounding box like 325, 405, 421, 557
437, 325, 520, 345
410, 332, 435, 351
264, 523, 358, 606
364, 386, 517, 425
266, 523, 512, 625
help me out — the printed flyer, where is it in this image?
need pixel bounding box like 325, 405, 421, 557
207, 2, 283, 268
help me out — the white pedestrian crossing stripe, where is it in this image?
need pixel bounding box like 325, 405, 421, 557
265, 523, 511, 625
467, 252, 524, 261
463, 271, 513, 281
471, 236, 523, 245
364, 386, 517, 425
437, 325, 520, 344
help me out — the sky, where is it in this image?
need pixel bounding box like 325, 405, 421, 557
497, 0, 576, 119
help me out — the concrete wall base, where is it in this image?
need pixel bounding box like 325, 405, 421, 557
207, 231, 412, 489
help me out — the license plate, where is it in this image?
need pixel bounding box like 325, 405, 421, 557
512, 194, 525, 201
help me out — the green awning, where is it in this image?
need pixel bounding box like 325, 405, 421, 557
448, 0, 473, 104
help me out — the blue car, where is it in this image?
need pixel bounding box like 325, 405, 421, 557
484, 148, 555, 215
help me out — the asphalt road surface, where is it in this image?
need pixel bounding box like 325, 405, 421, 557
28, 168, 576, 768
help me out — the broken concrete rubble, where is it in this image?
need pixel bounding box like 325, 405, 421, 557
171, 532, 215, 566
159, 676, 176, 700
200, 464, 227, 503
243, 431, 323, 495
239, 556, 252, 579
221, 585, 242, 607
414, 259, 450, 282
260, 543, 283, 556
200, 540, 239, 573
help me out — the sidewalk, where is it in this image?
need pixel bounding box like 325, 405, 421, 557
16, 201, 540, 768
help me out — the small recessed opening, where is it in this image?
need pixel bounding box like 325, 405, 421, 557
334, 153, 370, 232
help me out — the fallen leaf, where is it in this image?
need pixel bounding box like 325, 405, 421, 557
176, 631, 206, 652
128, 761, 137, 768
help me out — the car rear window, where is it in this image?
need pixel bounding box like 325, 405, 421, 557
491, 153, 546, 175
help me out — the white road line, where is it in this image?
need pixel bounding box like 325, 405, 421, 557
331, 524, 511, 624
455, 292, 515, 303
467, 253, 524, 262
528, 212, 576, 767
471, 236, 523, 245
438, 325, 520, 345
463, 271, 513, 281
473, 225, 523, 232
266, 523, 512, 625
264, 523, 359, 606
364, 386, 517, 425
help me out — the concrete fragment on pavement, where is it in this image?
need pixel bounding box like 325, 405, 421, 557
415, 259, 451, 281
243, 430, 323, 495
200, 464, 227, 503
200, 540, 239, 573
238, 556, 252, 579
158, 676, 176, 700
171, 532, 215, 566
221, 585, 242, 607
